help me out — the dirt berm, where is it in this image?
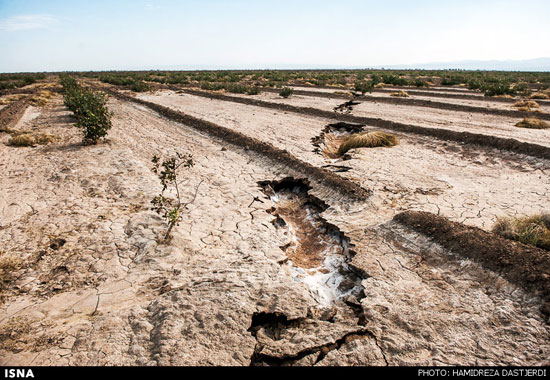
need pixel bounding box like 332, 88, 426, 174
259, 87, 550, 120
394, 211, 550, 317
96, 86, 370, 201
176, 88, 550, 161
0, 98, 30, 131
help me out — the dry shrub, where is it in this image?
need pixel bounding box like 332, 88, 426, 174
516, 107, 541, 113
7, 133, 57, 147
0, 252, 22, 273
513, 100, 540, 112
30, 90, 55, 106
515, 118, 549, 129
7, 134, 35, 146
0, 94, 27, 105
390, 90, 409, 97
514, 100, 539, 108
0, 316, 32, 351
0, 126, 17, 134
337, 131, 399, 156
529, 92, 550, 100
492, 214, 550, 250
374, 83, 386, 88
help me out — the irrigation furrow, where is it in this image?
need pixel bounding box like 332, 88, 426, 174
0, 97, 30, 131
393, 210, 550, 317
257, 87, 550, 120
161, 87, 550, 161
375, 87, 550, 105
95, 86, 370, 201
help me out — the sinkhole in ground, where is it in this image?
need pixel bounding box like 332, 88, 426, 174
311, 122, 365, 159
334, 99, 361, 114
259, 177, 364, 307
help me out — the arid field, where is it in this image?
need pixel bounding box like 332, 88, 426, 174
1, 71, 549, 366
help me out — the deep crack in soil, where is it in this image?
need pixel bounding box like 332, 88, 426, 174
334, 100, 361, 114
259, 177, 364, 306
93, 85, 371, 201
311, 122, 364, 159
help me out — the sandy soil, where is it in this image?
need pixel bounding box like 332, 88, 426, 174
1, 85, 549, 366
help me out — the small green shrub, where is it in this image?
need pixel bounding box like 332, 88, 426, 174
279, 87, 294, 98
415, 79, 428, 88
226, 83, 248, 94
130, 80, 150, 92
60, 74, 112, 144
484, 82, 516, 97
353, 80, 373, 95
246, 86, 261, 95
151, 153, 202, 241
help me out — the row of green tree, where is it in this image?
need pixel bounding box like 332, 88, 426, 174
60, 74, 112, 144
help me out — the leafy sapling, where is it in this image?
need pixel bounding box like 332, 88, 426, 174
279, 87, 294, 98
353, 80, 374, 96
151, 153, 202, 241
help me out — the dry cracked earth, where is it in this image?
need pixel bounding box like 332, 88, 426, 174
0, 78, 549, 366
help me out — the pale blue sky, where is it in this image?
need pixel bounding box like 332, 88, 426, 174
1, 0, 549, 72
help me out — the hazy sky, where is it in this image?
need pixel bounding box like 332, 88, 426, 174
1, 0, 549, 72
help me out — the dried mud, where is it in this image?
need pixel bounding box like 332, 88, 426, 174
2, 79, 550, 366
174, 88, 550, 160
394, 210, 550, 315
98, 86, 370, 201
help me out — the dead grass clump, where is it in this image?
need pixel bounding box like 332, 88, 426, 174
0, 126, 16, 134
0, 94, 27, 105
0, 251, 23, 302
529, 92, 550, 100
321, 133, 349, 158
0, 252, 23, 273
513, 100, 540, 112
0, 316, 32, 351
30, 90, 55, 106
492, 214, 550, 250
515, 118, 550, 129
7, 133, 57, 147
7, 134, 35, 146
390, 90, 409, 97
337, 131, 399, 156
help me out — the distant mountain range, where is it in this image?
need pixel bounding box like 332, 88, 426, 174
379, 57, 550, 71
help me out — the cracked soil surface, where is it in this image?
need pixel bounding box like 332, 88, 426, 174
1, 80, 549, 366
